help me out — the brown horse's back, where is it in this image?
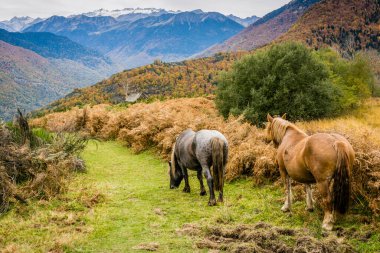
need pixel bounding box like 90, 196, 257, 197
303, 133, 354, 183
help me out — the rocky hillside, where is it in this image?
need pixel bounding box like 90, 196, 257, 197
202, 0, 321, 56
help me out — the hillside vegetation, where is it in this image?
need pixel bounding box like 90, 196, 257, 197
34, 52, 247, 116
203, 0, 320, 55
277, 0, 380, 55
0, 41, 113, 121
31, 97, 380, 216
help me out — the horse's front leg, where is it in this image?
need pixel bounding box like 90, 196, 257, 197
305, 184, 314, 212
317, 181, 334, 231
202, 166, 216, 206
197, 170, 206, 196
281, 174, 292, 213
182, 168, 190, 193
217, 188, 223, 203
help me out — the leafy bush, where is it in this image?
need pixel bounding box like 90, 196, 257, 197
216, 42, 373, 124
316, 48, 373, 110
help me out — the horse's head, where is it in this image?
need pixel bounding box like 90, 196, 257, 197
168, 160, 183, 189
265, 113, 287, 145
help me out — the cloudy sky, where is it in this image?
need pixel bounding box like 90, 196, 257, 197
0, 0, 290, 20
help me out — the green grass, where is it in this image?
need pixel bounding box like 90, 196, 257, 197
1, 141, 379, 252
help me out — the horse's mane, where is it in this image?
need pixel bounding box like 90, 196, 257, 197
271, 118, 306, 145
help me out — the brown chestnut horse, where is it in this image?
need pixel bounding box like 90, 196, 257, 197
265, 114, 354, 230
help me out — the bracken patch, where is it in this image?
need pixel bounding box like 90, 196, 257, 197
30, 97, 380, 215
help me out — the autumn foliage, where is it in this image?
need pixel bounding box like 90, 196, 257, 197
35, 52, 247, 116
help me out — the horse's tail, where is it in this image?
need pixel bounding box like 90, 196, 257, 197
332, 141, 351, 214
211, 137, 225, 192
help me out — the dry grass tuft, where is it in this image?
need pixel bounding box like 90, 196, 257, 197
31, 98, 380, 215
191, 222, 355, 253
0, 119, 87, 213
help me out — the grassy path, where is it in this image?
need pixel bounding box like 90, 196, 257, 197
70, 141, 288, 252
1, 141, 379, 252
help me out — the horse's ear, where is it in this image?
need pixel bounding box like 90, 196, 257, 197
267, 113, 273, 122
282, 113, 287, 120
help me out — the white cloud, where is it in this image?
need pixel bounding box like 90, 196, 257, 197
0, 0, 290, 20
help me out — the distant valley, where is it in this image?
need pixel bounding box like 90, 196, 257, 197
0, 8, 253, 119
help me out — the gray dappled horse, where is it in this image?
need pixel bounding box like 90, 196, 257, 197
168, 129, 228, 206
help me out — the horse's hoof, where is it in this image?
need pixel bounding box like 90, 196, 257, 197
200, 191, 207, 196
305, 207, 314, 212
281, 206, 290, 212
217, 197, 223, 203
208, 199, 217, 206
183, 187, 190, 193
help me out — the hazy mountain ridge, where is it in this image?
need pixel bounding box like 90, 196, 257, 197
0, 40, 111, 120
0, 28, 112, 69
227, 15, 260, 27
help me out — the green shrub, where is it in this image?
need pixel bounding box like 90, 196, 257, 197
216, 42, 341, 124
216, 42, 374, 124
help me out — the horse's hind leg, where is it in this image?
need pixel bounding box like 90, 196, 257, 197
182, 168, 190, 193
305, 184, 314, 212
202, 166, 216, 206
197, 170, 206, 196
317, 181, 334, 231
281, 174, 292, 213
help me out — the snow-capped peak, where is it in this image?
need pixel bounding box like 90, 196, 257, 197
80, 8, 180, 18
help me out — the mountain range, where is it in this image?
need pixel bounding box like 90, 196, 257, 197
23, 10, 245, 68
